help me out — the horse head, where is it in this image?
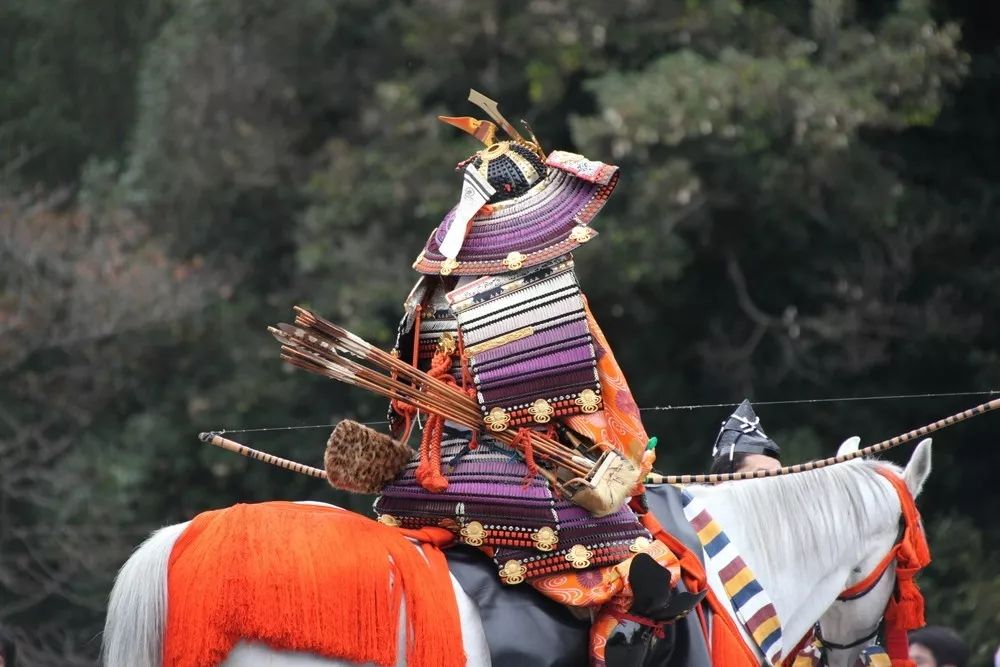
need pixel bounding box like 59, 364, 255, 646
815, 438, 933, 667
686, 438, 933, 667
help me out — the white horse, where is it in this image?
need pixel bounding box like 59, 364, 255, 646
103, 440, 932, 667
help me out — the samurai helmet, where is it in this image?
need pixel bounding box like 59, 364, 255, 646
414, 89, 619, 276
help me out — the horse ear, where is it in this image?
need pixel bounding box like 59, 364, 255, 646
836, 436, 861, 457
903, 438, 932, 497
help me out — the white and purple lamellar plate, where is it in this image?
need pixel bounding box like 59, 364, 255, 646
375, 432, 561, 550
447, 257, 600, 427
416, 283, 463, 380
374, 429, 651, 574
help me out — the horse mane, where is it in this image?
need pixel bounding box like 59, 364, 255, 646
688, 459, 902, 578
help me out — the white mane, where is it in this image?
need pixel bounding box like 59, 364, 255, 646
690, 459, 900, 577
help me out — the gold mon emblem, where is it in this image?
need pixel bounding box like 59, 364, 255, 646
503, 251, 526, 271
376, 514, 401, 527
566, 544, 593, 569
460, 521, 488, 546
629, 536, 652, 553
440, 257, 460, 275
569, 226, 594, 243
499, 560, 527, 585
484, 407, 511, 431
531, 526, 558, 552
528, 398, 554, 423
575, 389, 602, 414
437, 332, 457, 355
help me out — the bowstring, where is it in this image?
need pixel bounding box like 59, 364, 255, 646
214, 420, 390, 435
209, 389, 999, 435
638, 389, 1000, 412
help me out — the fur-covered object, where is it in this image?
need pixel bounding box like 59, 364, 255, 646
325, 419, 413, 493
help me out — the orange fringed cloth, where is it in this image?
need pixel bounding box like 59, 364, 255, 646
163, 502, 465, 667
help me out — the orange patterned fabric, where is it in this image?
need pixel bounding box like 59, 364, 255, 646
529, 539, 679, 608
564, 299, 651, 466
529, 540, 681, 665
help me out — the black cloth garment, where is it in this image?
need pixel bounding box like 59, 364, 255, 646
443, 484, 712, 667
444, 545, 590, 667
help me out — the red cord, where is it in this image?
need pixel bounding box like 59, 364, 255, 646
414, 346, 455, 492
512, 428, 538, 485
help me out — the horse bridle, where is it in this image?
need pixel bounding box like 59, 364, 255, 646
811, 520, 906, 662
815, 619, 883, 652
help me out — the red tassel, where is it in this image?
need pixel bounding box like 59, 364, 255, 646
889, 576, 926, 628
424, 417, 449, 492
414, 414, 432, 487
416, 415, 448, 492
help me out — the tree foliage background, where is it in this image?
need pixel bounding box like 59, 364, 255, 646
2, 0, 998, 663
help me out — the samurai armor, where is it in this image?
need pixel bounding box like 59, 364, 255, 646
374, 425, 651, 582
446, 256, 602, 430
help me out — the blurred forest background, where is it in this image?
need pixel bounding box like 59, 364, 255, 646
2, 0, 999, 664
